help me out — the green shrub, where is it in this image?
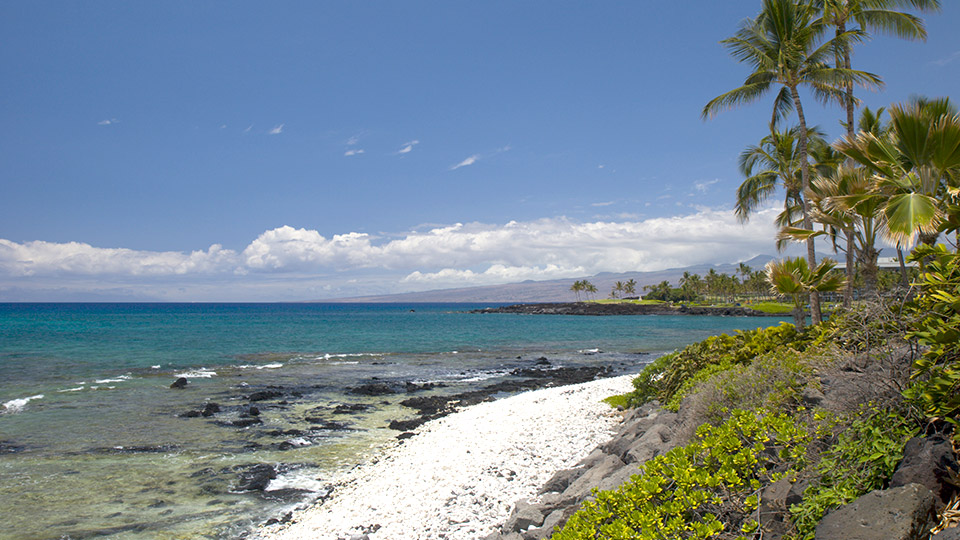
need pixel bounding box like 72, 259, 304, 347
553, 409, 810, 540
903, 244, 960, 427
669, 349, 815, 423
618, 323, 811, 410
788, 406, 917, 539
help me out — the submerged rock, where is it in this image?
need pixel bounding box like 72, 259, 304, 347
170, 377, 188, 389
234, 463, 277, 492
248, 390, 283, 402
201, 403, 221, 417
333, 403, 371, 414
349, 383, 396, 396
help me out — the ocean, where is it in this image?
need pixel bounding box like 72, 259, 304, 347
0, 303, 785, 539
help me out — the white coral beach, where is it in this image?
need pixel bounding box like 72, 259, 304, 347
259, 375, 634, 540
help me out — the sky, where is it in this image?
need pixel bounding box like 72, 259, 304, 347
1, 1, 958, 301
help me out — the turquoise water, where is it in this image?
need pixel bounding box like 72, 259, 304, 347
0, 303, 786, 539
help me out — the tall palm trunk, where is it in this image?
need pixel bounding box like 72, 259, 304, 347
844, 226, 855, 308
837, 22, 857, 309
790, 85, 823, 324
839, 22, 856, 144
897, 245, 909, 287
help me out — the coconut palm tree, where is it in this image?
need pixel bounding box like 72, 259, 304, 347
624, 279, 637, 298
570, 280, 584, 302
583, 281, 598, 301
813, 0, 940, 143
766, 257, 845, 329
610, 281, 625, 300
704, 0, 882, 324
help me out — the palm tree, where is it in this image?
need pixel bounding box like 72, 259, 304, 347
836, 97, 960, 248
570, 280, 584, 302
583, 280, 598, 301
624, 279, 637, 298
704, 0, 882, 324
766, 257, 845, 329
610, 281, 625, 300
813, 0, 940, 144
736, 125, 828, 222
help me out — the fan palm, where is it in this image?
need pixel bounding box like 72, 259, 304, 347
704, 0, 882, 324
836, 97, 960, 247
766, 257, 845, 329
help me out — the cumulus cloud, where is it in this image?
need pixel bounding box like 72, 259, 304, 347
403, 264, 583, 286
345, 149, 365, 156
397, 140, 419, 154
451, 154, 479, 170
268, 124, 284, 135
0, 240, 236, 277
1, 207, 787, 294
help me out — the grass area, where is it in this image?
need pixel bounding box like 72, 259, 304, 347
742, 301, 794, 314
590, 299, 666, 305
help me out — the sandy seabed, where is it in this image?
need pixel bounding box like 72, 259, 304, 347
258, 375, 633, 540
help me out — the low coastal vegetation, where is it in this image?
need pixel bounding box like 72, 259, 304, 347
549, 0, 959, 537
554, 272, 957, 538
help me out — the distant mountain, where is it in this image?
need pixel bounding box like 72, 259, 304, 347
325, 255, 777, 303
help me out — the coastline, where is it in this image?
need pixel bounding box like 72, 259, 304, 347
257, 375, 635, 540
472, 302, 781, 317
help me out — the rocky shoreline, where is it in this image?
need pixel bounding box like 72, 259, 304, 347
485, 353, 960, 540
472, 302, 781, 317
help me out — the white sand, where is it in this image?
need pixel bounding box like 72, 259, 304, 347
259, 375, 633, 540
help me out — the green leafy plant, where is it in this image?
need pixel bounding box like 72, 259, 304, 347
553, 409, 810, 540
788, 406, 917, 539
617, 323, 811, 410
903, 243, 960, 427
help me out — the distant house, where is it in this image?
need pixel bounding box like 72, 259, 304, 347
834, 257, 917, 270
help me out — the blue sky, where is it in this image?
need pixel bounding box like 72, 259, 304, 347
2, 1, 958, 301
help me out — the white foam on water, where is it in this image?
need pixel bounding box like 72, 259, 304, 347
151, 365, 161, 369
174, 369, 217, 378
579, 348, 601, 354
267, 469, 329, 494
1, 394, 44, 414
257, 363, 283, 370
58, 386, 85, 393
94, 375, 132, 384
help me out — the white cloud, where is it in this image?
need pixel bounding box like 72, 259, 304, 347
694, 179, 721, 193
450, 154, 479, 170
268, 124, 284, 135
1, 207, 793, 297
403, 264, 582, 286
347, 135, 360, 146
243, 125, 253, 134
98, 119, 118, 125
591, 201, 615, 207
0, 240, 236, 277
932, 50, 960, 67
345, 149, 365, 156
397, 140, 419, 154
